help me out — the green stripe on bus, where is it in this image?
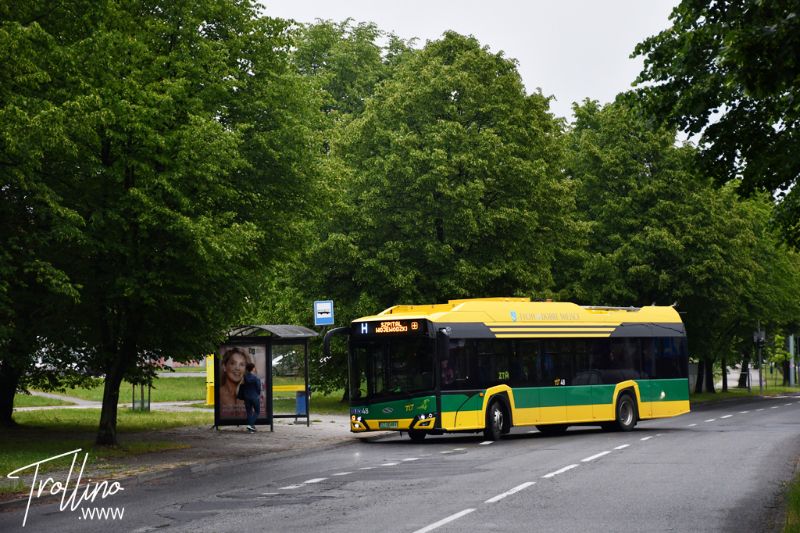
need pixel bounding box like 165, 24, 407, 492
357, 379, 689, 417
351, 395, 437, 420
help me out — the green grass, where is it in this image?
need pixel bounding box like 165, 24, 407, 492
163, 366, 206, 373
40, 377, 207, 403
787, 472, 800, 533
2, 409, 209, 496
12, 408, 212, 432
13, 394, 74, 407
692, 385, 800, 404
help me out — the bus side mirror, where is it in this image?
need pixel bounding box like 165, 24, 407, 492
323, 327, 350, 360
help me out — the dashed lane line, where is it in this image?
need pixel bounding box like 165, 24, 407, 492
485, 482, 536, 503
720, 415, 732, 419
705, 419, 716, 422
542, 464, 579, 479
411, 509, 476, 533
304, 478, 326, 484
581, 451, 611, 462
688, 423, 697, 427
402, 458, 420, 462
614, 444, 630, 450
640, 436, 653, 441
278, 485, 302, 490
381, 462, 399, 466
479, 441, 494, 446
332, 472, 351, 476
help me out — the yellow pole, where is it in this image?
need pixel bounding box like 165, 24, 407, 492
206, 354, 215, 406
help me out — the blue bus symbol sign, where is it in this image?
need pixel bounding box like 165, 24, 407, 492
314, 300, 334, 326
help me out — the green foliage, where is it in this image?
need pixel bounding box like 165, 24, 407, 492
634, 0, 800, 244
565, 97, 800, 368
297, 32, 578, 392
0, 1, 317, 442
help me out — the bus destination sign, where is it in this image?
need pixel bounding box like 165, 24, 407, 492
354, 320, 428, 336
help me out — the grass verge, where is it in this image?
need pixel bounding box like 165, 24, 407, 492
38, 377, 207, 403
691, 386, 800, 404
13, 394, 74, 407
787, 470, 800, 533
2, 409, 210, 496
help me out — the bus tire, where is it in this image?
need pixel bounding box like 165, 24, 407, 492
536, 424, 568, 435
484, 400, 506, 441
615, 392, 638, 431
408, 429, 426, 442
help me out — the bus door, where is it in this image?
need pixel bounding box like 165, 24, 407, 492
539, 341, 568, 423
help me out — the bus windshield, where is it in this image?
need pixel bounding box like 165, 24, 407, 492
349, 338, 435, 401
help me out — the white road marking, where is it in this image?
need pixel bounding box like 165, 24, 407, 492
332, 472, 351, 476
705, 419, 716, 422
757, 408, 764, 411
261, 492, 278, 496
641, 436, 653, 441
279, 485, 302, 490
412, 509, 476, 533
402, 458, 420, 462
485, 482, 536, 503
771, 406, 779, 409
479, 441, 494, 446
453, 448, 466, 451
543, 464, 579, 478
581, 451, 611, 462
688, 423, 697, 427
440, 451, 454, 454
786, 403, 792, 406
720, 415, 732, 419
381, 462, 399, 466
614, 444, 630, 450
739, 411, 749, 414
359, 467, 375, 470
304, 478, 326, 484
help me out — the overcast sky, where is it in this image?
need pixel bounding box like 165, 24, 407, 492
261, 1, 678, 120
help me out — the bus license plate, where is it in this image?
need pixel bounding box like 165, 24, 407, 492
379, 421, 398, 429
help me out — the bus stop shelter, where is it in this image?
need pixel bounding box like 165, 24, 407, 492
216, 324, 317, 431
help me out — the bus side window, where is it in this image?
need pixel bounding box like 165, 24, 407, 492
642, 338, 656, 378
516, 340, 540, 386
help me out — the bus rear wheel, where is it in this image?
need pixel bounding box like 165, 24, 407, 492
614, 393, 638, 431
484, 400, 506, 441
407, 429, 426, 442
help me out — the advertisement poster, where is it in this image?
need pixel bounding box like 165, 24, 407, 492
216, 344, 268, 425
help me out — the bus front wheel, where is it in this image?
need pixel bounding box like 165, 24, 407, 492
484, 400, 506, 441
615, 393, 638, 431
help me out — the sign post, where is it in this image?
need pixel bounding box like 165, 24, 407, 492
314, 300, 335, 326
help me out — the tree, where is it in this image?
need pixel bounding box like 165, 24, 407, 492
633, 0, 800, 244
0, 7, 87, 426
2, 0, 317, 444
565, 97, 800, 392
303, 32, 578, 393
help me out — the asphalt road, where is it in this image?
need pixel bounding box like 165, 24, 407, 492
3, 394, 799, 533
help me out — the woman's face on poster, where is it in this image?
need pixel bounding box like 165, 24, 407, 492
224, 352, 247, 383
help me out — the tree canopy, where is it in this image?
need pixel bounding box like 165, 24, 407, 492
0, 0, 317, 443
634, 0, 800, 244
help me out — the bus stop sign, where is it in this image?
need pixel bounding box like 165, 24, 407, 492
314, 300, 334, 326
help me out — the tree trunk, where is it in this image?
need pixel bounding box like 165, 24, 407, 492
738, 353, 750, 388
704, 360, 716, 393
694, 360, 705, 393
96, 355, 127, 446
0, 361, 21, 428
721, 355, 728, 392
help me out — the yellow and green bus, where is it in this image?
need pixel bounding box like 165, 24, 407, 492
337, 297, 689, 441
